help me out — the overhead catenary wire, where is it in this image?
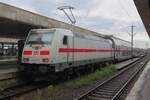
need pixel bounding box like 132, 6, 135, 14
111, 0, 136, 37
117, 0, 134, 21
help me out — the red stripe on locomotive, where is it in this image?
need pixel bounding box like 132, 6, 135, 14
59, 48, 129, 53
23, 50, 32, 55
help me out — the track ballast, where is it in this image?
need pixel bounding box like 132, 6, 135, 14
76, 56, 149, 100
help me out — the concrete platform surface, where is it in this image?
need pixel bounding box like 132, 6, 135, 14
0, 59, 18, 69
0, 64, 20, 69
0, 59, 17, 65
0, 68, 18, 74
0, 58, 17, 61
126, 61, 150, 100
115, 58, 140, 70
0, 68, 19, 80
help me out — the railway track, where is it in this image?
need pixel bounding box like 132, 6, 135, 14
76, 56, 150, 100
0, 81, 49, 99
0, 56, 147, 99
0, 69, 48, 99
0, 68, 40, 99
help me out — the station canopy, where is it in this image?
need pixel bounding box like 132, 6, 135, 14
134, 0, 150, 37
0, 3, 103, 40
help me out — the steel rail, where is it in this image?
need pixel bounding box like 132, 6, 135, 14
76, 56, 149, 100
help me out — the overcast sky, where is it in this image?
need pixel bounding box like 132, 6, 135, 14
0, 0, 150, 48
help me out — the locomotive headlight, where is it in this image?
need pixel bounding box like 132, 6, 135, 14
23, 58, 29, 63
39, 66, 48, 73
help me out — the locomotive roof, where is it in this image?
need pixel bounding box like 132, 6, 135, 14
30, 28, 105, 37
30, 28, 74, 37
30, 28, 130, 44
106, 35, 130, 43
112, 36, 131, 43
30, 28, 57, 32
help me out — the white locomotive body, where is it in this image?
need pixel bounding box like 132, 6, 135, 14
22, 28, 114, 73
21, 28, 134, 79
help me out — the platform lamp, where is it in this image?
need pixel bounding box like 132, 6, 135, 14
57, 6, 76, 64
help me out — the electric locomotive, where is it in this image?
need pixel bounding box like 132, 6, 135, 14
21, 28, 114, 77
20, 28, 133, 79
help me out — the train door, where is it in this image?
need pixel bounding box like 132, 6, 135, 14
110, 39, 116, 61
111, 44, 115, 60
67, 35, 74, 65
62, 35, 69, 63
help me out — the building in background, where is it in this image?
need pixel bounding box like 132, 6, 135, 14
0, 38, 18, 56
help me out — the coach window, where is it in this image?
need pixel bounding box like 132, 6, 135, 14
63, 35, 68, 45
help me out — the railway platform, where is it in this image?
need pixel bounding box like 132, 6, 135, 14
0, 59, 19, 80
126, 61, 150, 100
115, 57, 140, 70
0, 58, 17, 62
0, 68, 18, 80
0, 59, 18, 69
0, 67, 20, 92
0, 64, 19, 69
0, 59, 17, 63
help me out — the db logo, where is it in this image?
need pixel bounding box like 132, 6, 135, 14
34, 51, 39, 55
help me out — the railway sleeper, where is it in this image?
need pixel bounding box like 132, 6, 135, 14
84, 96, 110, 100
97, 88, 120, 93
96, 89, 119, 93
94, 91, 118, 95
89, 93, 113, 99
101, 83, 123, 88
108, 79, 125, 83
87, 96, 110, 100
99, 87, 121, 91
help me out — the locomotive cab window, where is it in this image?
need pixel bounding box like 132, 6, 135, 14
63, 36, 68, 45
26, 30, 55, 44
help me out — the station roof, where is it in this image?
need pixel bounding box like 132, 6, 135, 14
134, 0, 150, 37
1, 1, 149, 40
0, 2, 103, 39
0, 38, 18, 43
